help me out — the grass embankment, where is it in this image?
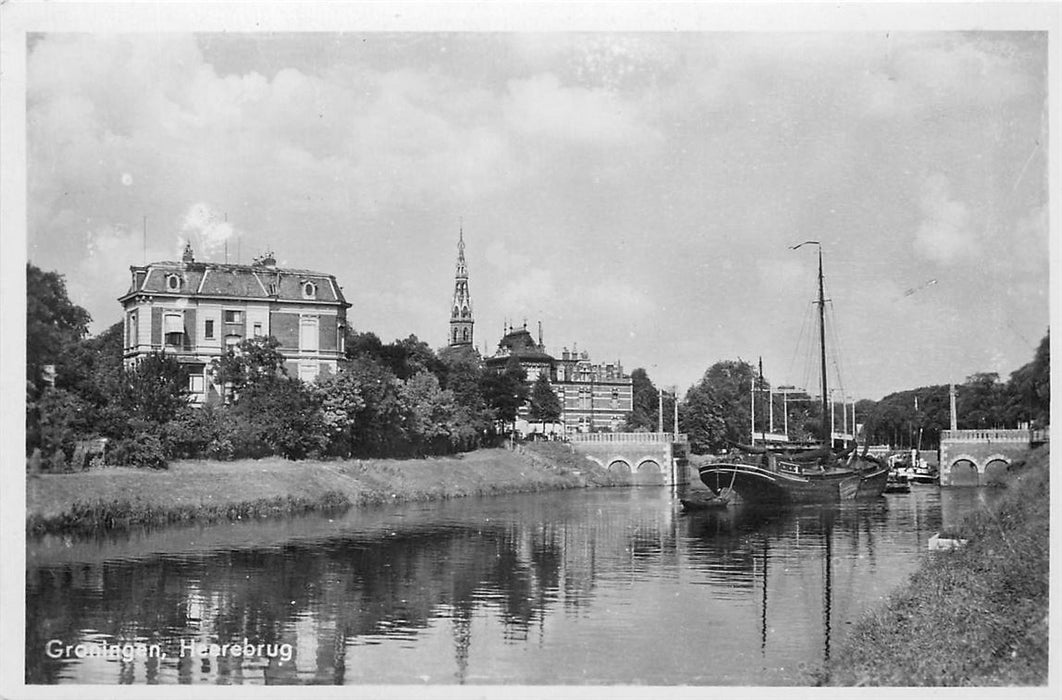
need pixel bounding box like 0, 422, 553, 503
822, 445, 1050, 686
26, 446, 598, 535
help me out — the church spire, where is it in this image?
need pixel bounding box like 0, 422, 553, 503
449, 225, 474, 347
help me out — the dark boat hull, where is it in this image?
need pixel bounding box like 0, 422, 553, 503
698, 459, 889, 504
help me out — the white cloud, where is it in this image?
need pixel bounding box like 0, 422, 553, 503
179, 202, 237, 260
912, 174, 978, 266
504, 73, 658, 146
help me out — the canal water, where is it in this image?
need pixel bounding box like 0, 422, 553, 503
25, 484, 999, 686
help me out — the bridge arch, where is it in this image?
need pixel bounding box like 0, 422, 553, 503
983, 455, 1011, 486
634, 459, 664, 486
949, 456, 980, 487
607, 459, 633, 485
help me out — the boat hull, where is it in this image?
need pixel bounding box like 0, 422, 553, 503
698, 460, 889, 504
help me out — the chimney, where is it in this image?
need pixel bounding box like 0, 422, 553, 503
182, 242, 195, 264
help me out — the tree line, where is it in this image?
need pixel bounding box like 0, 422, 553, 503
26, 263, 1049, 469
25, 264, 568, 470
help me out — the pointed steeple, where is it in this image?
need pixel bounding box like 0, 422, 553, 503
449, 225, 474, 347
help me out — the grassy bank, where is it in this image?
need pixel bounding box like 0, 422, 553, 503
26, 446, 596, 535
822, 445, 1050, 686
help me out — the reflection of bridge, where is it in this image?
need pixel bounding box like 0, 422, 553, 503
568, 432, 689, 485
939, 428, 1048, 486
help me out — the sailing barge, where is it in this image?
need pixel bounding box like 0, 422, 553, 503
698, 243, 889, 504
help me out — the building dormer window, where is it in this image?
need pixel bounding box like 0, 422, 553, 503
166, 274, 181, 292
302, 281, 317, 299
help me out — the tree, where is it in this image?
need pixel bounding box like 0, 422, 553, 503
26, 263, 91, 396
1004, 331, 1050, 428
55, 321, 124, 409
210, 336, 287, 402
230, 376, 327, 459
316, 370, 367, 457
624, 368, 659, 431
528, 371, 562, 423
340, 356, 407, 456
400, 371, 459, 455
119, 353, 190, 426
481, 355, 528, 425
680, 385, 726, 454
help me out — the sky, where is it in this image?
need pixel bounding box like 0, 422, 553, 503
11, 6, 1056, 401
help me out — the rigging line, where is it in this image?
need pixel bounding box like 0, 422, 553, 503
787, 299, 814, 389
826, 303, 847, 397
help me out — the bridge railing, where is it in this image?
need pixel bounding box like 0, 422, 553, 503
940, 429, 1036, 443
568, 432, 688, 444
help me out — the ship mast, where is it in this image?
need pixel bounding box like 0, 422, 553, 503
817, 246, 829, 445
791, 240, 830, 445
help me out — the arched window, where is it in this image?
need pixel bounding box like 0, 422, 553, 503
462, 328, 469, 341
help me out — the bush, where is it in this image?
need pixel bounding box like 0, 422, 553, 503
163, 405, 237, 460
109, 432, 167, 469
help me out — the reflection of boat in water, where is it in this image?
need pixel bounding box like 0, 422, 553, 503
698, 243, 889, 504
884, 471, 911, 494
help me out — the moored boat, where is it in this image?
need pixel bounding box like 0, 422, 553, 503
679, 490, 731, 511
884, 470, 911, 493
697, 243, 889, 504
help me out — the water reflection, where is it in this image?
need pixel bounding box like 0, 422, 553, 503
27, 485, 977, 685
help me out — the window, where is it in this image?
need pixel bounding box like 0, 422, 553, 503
611, 389, 620, 409
579, 388, 592, 409
224, 310, 243, 324
300, 317, 319, 352
126, 311, 138, 348
253, 323, 263, 337
189, 374, 205, 393
166, 274, 181, 291
164, 313, 184, 348
225, 335, 240, 348
302, 281, 317, 299
204, 319, 215, 340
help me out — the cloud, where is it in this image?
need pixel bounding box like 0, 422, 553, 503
504, 73, 659, 146
912, 174, 978, 265
179, 202, 237, 260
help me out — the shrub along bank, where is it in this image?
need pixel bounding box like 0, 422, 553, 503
26, 446, 599, 535
821, 445, 1050, 686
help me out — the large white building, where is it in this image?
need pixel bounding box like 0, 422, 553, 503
119, 245, 350, 403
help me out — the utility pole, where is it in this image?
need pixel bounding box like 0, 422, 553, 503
658, 387, 663, 434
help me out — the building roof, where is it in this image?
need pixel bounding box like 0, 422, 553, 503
118, 255, 349, 307
485, 327, 555, 366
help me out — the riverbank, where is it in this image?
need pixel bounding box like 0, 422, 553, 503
26, 445, 599, 535
821, 445, 1050, 686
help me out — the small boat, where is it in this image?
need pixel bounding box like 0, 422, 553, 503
697, 244, 889, 504
884, 471, 911, 493
680, 490, 731, 511
908, 469, 939, 485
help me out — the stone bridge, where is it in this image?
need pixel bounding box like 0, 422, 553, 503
568, 432, 689, 486
939, 428, 1048, 486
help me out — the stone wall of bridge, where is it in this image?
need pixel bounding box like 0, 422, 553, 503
939, 429, 1038, 487
568, 433, 689, 486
